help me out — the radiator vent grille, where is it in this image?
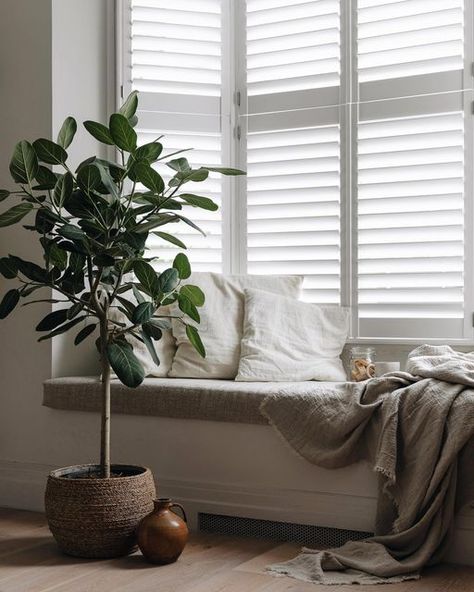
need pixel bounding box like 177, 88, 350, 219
198, 513, 372, 548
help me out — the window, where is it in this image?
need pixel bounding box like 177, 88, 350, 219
119, 0, 473, 340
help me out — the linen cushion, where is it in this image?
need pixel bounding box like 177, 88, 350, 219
236, 288, 349, 382
169, 272, 302, 378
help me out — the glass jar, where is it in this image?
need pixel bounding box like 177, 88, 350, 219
350, 347, 376, 382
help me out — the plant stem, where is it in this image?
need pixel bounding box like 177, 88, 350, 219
100, 316, 111, 479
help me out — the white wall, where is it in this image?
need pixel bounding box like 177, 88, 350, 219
50, 0, 111, 378
0, 0, 54, 464
0, 0, 109, 466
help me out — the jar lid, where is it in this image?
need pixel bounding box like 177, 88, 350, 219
350, 346, 375, 355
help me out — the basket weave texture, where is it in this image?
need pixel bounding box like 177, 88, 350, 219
45, 464, 156, 558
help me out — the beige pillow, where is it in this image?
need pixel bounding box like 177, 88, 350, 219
108, 304, 176, 378
236, 288, 349, 382
169, 272, 302, 379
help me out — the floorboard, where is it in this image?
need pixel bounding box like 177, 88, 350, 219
0, 509, 472, 592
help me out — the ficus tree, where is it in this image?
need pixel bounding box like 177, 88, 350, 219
0, 91, 244, 478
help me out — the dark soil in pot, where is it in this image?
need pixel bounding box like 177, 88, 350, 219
45, 464, 156, 558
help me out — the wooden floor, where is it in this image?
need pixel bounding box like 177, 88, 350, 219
0, 509, 472, 592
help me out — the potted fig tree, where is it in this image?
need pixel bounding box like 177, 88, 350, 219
0, 91, 244, 558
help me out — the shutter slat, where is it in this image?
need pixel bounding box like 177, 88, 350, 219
133, 0, 220, 11
248, 230, 340, 247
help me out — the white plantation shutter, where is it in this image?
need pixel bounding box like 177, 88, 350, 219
244, 0, 342, 303
357, 110, 465, 338
121, 0, 474, 339
355, 0, 470, 338
125, 0, 224, 273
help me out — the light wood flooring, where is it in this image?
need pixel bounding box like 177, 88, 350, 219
0, 508, 472, 592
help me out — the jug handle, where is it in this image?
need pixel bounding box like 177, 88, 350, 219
171, 503, 187, 523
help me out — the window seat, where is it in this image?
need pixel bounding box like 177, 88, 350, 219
43, 377, 341, 425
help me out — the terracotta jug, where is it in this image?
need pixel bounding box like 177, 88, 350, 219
137, 498, 188, 564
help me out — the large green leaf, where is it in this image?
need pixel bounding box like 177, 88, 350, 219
134, 214, 178, 234
35, 166, 58, 190
158, 267, 179, 293
77, 164, 101, 193
48, 242, 67, 270
36, 308, 69, 331
173, 252, 191, 279
139, 329, 161, 366
0, 289, 20, 319
10, 256, 49, 283
0, 190, 10, 202
0, 203, 33, 227
119, 90, 139, 120
131, 301, 155, 325
186, 325, 205, 358
94, 161, 120, 200
134, 260, 160, 297
33, 139, 68, 165
93, 253, 115, 267
179, 193, 218, 211
57, 117, 77, 149
63, 189, 94, 218
169, 168, 209, 187
133, 162, 164, 193
115, 296, 135, 319
9, 141, 38, 185
153, 231, 187, 250
0, 256, 18, 279
106, 341, 145, 388
69, 252, 86, 275
202, 166, 246, 175
178, 293, 200, 323
74, 323, 96, 345
180, 284, 205, 307
67, 302, 83, 319
35, 209, 56, 233
37, 316, 87, 342
134, 142, 163, 162
132, 283, 146, 303
109, 113, 137, 152
167, 157, 191, 173
142, 320, 162, 340
83, 120, 114, 145
53, 172, 73, 207
174, 213, 206, 236
58, 224, 87, 242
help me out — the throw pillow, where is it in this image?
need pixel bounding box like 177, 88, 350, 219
236, 288, 349, 382
169, 272, 303, 378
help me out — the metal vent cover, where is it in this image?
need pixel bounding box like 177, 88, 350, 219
199, 513, 372, 548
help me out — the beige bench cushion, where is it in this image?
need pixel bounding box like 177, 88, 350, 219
43, 377, 340, 425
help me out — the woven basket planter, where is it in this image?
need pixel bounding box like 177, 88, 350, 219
45, 464, 156, 558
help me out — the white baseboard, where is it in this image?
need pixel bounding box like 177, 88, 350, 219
158, 476, 377, 533
0, 459, 472, 566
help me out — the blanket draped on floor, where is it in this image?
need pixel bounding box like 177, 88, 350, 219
260, 345, 474, 585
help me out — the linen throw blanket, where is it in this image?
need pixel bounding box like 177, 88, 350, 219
260, 345, 474, 585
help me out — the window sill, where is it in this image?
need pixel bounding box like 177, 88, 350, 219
347, 337, 474, 347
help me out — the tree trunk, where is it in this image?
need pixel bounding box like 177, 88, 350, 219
100, 319, 111, 478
